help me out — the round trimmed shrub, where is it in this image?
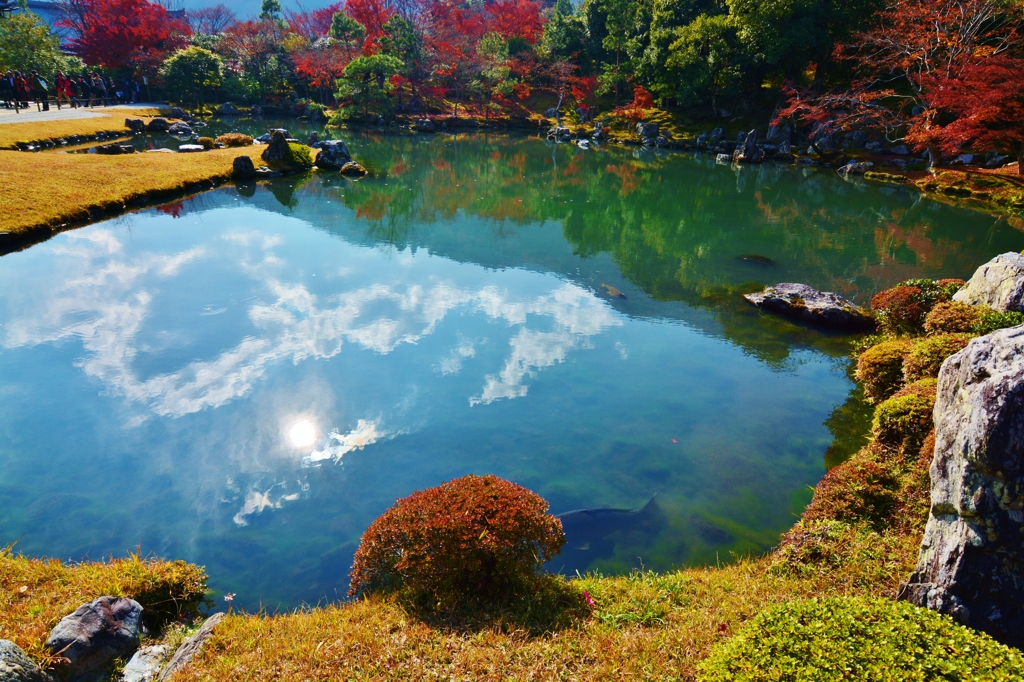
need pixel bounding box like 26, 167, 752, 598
871, 285, 928, 334
924, 301, 980, 334
802, 455, 898, 530
698, 597, 1024, 681
856, 338, 913, 402
872, 379, 936, 454
903, 333, 974, 382
197, 136, 215, 150
215, 132, 253, 147
349, 475, 565, 610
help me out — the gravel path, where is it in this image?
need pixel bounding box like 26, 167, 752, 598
0, 103, 159, 125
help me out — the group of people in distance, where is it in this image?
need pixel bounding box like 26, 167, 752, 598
1, 70, 142, 112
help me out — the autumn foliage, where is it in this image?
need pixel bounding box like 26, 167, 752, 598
349, 475, 565, 610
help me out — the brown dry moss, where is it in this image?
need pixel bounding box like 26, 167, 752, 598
0, 108, 168, 149
0, 147, 265, 238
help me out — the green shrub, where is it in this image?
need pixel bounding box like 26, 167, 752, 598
698, 597, 1024, 681
197, 136, 215, 150
974, 308, 1024, 335
215, 132, 253, 147
923, 301, 980, 334
856, 338, 913, 402
903, 333, 973, 382
348, 475, 565, 611
872, 379, 936, 454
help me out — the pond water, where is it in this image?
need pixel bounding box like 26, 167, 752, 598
3, 129, 1023, 611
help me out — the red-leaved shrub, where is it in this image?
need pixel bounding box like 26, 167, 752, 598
871, 285, 929, 334
349, 475, 565, 609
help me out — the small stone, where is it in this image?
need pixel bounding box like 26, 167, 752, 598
169, 107, 186, 119
715, 153, 731, 164
340, 161, 368, 177
120, 645, 170, 682
157, 614, 224, 681
0, 639, 52, 682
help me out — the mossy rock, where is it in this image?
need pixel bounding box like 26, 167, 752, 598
261, 131, 314, 172
698, 597, 1024, 682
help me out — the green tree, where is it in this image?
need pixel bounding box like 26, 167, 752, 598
334, 53, 403, 119
329, 11, 366, 59
259, 0, 283, 20
666, 13, 741, 116
0, 9, 78, 77
160, 46, 224, 110
476, 32, 516, 118
597, 0, 640, 105
380, 14, 425, 100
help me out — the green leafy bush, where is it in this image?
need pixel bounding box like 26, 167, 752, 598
856, 338, 913, 402
903, 333, 973, 382
698, 597, 1024, 682
974, 308, 1024, 335
802, 455, 899, 530
872, 379, 936, 454
349, 475, 565, 611
923, 301, 980, 334
197, 136, 215, 150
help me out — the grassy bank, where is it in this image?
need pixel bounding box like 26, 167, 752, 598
0, 108, 167, 149
0, 147, 265, 247
0, 547, 207, 667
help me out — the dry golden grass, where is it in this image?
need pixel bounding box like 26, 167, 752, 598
0, 147, 265, 236
0, 546, 208, 667
0, 107, 168, 149
172, 529, 918, 682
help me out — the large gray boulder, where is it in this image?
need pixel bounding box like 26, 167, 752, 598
45, 597, 143, 681
899, 325, 1024, 647
217, 102, 240, 116
743, 283, 876, 331
952, 252, 1024, 312
120, 645, 170, 682
636, 121, 659, 139
0, 640, 52, 682
314, 140, 352, 170
157, 613, 224, 681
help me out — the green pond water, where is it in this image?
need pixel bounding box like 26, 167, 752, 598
3, 130, 1023, 611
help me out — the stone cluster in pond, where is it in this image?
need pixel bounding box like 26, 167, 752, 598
743, 282, 876, 331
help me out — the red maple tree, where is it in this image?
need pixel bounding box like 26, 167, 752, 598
914, 56, 1024, 172
59, 0, 192, 76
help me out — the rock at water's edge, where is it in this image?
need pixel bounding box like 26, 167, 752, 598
45, 597, 143, 681
744, 283, 875, 331
314, 140, 352, 170
120, 645, 170, 682
340, 161, 368, 177
0, 640, 52, 682
157, 613, 224, 681
232, 155, 255, 181
145, 118, 170, 133
952, 252, 1024, 312
898, 325, 1024, 647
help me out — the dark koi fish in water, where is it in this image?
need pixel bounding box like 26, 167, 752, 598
737, 254, 776, 266
602, 283, 627, 299
556, 496, 660, 550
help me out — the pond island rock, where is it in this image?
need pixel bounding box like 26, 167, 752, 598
898, 325, 1024, 648
0, 640, 52, 682
232, 155, 255, 181
45, 597, 143, 681
743, 283, 875, 331
952, 252, 1024, 312
314, 140, 352, 170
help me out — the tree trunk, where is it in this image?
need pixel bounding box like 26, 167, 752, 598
927, 144, 941, 171
614, 49, 620, 106
1018, 142, 1023, 175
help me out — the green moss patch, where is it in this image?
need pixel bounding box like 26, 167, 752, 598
698, 597, 1024, 682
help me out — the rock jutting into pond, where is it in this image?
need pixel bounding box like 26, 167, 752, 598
899, 325, 1024, 648
952, 252, 1024, 312
45, 596, 143, 681
157, 613, 225, 682
314, 140, 353, 170
743, 283, 876, 331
